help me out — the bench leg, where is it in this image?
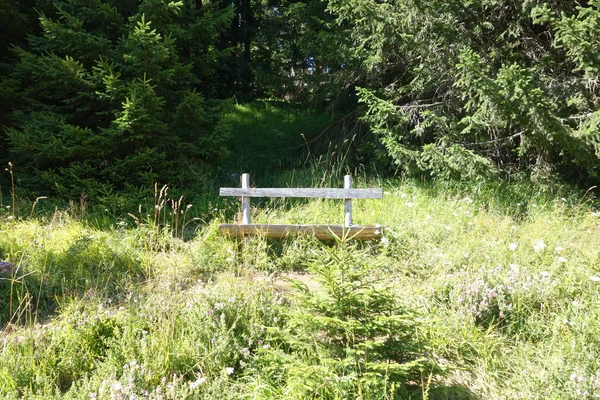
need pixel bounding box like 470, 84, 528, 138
242, 173, 251, 224
344, 175, 352, 227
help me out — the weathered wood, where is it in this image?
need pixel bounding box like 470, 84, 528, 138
217, 224, 383, 240
241, 173, 251, 224
219, 187, 383, 199
344, 175, 352, 227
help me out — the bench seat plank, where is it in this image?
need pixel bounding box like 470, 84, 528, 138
219, 188, 383, 199
218, 224, 382, 240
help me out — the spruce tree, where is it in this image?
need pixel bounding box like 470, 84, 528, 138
326, 0, 600, 183
3, 0, 232, 201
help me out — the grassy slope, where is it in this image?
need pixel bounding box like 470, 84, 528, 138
0, 173, 599, 399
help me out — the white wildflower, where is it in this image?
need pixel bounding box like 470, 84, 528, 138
225, 367, 234, 375
533, 239, 547, 252
189, 376, 206, 389
111, 382, 122, 392
557, 257, 568, 264
508, 243, 518, 251
590, 276, 600, 282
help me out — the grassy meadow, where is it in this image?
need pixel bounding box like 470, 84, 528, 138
1, 103, 600, 399
1, 171, 600, 399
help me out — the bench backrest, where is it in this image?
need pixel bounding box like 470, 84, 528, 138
219, 187, 382, 199
219, 173, 382, 228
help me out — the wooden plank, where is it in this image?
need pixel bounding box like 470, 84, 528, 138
219, 187, 383, 199
241, 173, 251, 224
217, 224, 383, 240
344, 175, 352, 227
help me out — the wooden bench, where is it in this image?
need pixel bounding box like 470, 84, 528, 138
218, 173, 383, 240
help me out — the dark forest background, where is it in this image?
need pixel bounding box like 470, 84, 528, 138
1, 0, 600, 204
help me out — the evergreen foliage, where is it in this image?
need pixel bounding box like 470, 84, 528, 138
326, 0, 600, 183
246, 244, 438, 398
3, 0, 600, 194
249, 0, 348, 102
2, 0, 232, 201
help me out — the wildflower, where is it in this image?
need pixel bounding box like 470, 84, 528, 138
533, 239, 547, 252
225, 367, 234, 375
557, 257, 568, 264
570, 372, 578, 381
189, 376, 206, 389
380, 236, 389, 247
590, 276, 600, 282
508, 243, 518, 251
0, 261, 14, 274
111, 382, 123, 392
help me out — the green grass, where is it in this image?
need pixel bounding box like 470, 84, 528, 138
1, 173, 600, 399
222, 101, 332, 180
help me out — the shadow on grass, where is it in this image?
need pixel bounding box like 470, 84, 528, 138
0, 236, 144, 329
